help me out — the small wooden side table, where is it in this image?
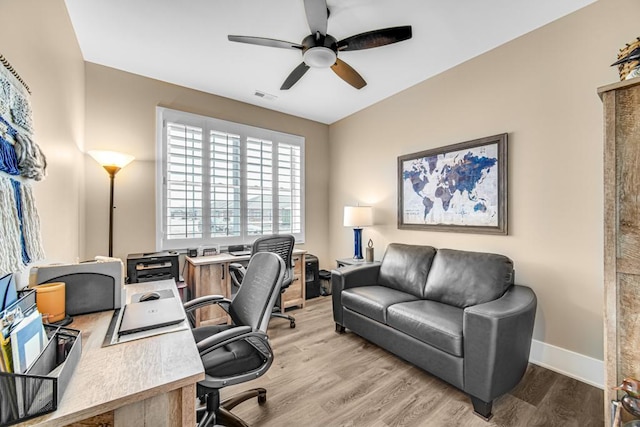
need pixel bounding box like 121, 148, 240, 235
335, 258, 380, 268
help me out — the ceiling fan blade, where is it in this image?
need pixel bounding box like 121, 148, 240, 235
331, 59, 366, 89
281, 62, 311, 90
303, 0, 328, 36
228, 35, 302, 50
337, 26, 412, 51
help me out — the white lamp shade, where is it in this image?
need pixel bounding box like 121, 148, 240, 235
344, 206, 373, 227
88, 150, 135, 169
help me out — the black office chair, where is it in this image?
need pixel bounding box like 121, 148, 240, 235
184, 251, 285, 427
229, 234, 296, 328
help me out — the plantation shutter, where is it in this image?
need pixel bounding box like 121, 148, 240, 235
157, 107, 305, 250
210, 130, 241, 237
247, 138, 273, 236
277, 142, 302, 234
165, 122, 203, 240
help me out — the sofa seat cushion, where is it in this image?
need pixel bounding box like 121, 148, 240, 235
342, 286, 418, 324
387, 300, 464, 357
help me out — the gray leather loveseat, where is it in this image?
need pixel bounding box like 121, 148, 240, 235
332, 243, 536, 420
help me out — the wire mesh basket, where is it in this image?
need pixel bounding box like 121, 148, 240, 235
0, 291, 81, 426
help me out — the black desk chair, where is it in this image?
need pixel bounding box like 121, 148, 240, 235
229, 234, 296, 328
184, 251, 285, 427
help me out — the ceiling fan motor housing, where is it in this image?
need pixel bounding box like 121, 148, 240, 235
302, 34, 338, 68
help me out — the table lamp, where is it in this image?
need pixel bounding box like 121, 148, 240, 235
344, 206, 373, 259
88, 150, 135, 257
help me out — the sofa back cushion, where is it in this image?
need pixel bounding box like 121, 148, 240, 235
379, 244, 437, 298
424, 249, 513, 308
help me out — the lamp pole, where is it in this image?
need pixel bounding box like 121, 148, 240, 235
88, 150, 134, 258
104, 165, 121, 258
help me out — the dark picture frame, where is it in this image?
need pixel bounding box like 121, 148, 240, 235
398, 133, 507, 235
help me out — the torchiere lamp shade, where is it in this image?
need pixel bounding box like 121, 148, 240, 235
88, 150, 135, 175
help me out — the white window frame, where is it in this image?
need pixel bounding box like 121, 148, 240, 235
155, 107, 305, 251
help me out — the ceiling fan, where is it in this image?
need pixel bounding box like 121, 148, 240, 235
227, 0, 412, 90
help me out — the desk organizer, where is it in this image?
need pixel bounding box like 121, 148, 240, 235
0, 290, 81, 426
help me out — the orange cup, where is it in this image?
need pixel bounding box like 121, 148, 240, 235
34, 282, 66, 323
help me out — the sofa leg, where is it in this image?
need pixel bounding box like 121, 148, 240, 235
470, 396, 493, 421
335, 323, 345, 333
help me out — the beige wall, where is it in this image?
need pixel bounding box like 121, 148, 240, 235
4, 0, 632, 362
0, 0, 85, 272
83, 64, 330, 266
329, 0, 639, 360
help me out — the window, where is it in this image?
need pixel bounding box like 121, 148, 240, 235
156, 107, 304, 250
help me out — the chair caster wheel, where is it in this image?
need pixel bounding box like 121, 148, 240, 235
290, 321, 296, 328
258, 393, 267, 405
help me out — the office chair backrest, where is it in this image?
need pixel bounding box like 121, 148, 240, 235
252, 234, 295, 286
229, 252, 285, 332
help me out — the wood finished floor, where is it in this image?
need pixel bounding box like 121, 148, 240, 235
222, 297, 603, 427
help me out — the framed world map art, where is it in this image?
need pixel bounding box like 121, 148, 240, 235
398, 133, 507, 235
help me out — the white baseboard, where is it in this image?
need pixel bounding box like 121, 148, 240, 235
528, 339, 604, 389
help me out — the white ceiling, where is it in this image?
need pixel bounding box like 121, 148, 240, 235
64, 0, 595, 125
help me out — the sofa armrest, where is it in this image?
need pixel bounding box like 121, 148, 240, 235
331, 264, 381, 326
463, 285, 537, 403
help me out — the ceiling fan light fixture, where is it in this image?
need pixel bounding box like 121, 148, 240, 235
303, 46, 337, 68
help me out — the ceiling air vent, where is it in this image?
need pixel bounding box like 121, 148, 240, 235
254, 90, 278, 101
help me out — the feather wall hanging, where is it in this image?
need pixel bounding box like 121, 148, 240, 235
0, 54, 45, 275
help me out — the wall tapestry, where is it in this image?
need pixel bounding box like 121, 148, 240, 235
398, 133, 507, 235
0, 54, 46, 275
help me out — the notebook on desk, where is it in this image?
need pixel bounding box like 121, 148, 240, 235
119, 297, 185, 336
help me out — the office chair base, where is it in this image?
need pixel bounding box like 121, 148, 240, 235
216, 408, 249, 427
197, 388, 267, 427
221, 388, 267, 410
272, 311, 295, 328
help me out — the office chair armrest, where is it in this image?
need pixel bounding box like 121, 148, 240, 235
229, 262, 245, 270
184, 295, 231, 313
197, 326, 262, 356
229, 263, 246, 288
184, 295, 231, 328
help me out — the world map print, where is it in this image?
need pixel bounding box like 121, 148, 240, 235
401, 143, 499, 227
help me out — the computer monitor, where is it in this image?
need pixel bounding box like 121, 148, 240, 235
0, 272, 18, 311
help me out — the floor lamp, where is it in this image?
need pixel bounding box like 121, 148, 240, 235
88, 150, 134, 257
343, 206, 373, 260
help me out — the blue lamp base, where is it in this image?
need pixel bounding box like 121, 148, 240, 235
352, 228, 363, 259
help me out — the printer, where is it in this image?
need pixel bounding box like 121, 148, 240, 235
126, 252, 179, 284
30, 259, 124, 316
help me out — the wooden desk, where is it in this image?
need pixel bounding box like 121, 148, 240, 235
16, 280, 204, 427
185, 250, 307, 326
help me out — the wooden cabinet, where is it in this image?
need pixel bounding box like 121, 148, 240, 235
281, 253, 305, 311
184, 261, 229, 326
185, 250, 307, 326
599, 77, 640, 422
